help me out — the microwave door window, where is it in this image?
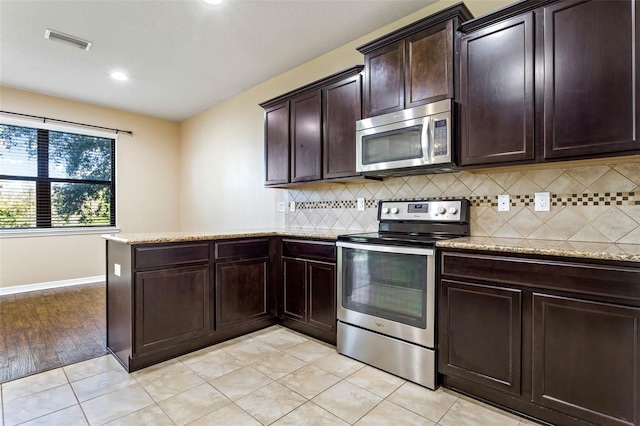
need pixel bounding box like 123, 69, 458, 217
362, 125, 423, 165
342, 248, 428, 328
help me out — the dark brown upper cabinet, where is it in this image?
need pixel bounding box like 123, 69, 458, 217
458, 0, 640, 168
358, 3, 473, 118
260, 66, 364, 188
543, 0, 639, 159
459, 13, 535, 166
263, 102, 289, 186
322, 73, 362, 179
290, 90, 322, 182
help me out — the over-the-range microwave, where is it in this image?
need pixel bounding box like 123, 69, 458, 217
356, 98, 455, 176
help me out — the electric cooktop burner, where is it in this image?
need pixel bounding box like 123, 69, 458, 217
338, 231, 461, 247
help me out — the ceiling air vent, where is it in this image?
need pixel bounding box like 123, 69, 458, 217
44, 29, 92, 51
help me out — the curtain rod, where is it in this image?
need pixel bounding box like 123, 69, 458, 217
0, 110, 133, 136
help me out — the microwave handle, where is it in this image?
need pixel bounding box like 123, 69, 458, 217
421, 115, 432, 163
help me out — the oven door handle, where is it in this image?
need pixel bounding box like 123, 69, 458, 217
336, 241, 434, 256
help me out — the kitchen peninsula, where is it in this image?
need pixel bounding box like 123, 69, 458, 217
103, 229, 340, 373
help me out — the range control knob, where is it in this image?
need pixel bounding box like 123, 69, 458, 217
437, 206, 446, 215
390, 207, 399, 214
448, 207, 458, 215
382, 207, 389, 214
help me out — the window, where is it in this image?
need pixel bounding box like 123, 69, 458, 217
0, 122, 115, 230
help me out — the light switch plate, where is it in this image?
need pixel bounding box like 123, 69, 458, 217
114, 263, 121, 277
535, 192, 550, 211
357, 198, 365, 211
289, 201, 296, 212
498, 194, 510, 212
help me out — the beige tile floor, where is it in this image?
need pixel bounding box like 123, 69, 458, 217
0, 326, 540, 426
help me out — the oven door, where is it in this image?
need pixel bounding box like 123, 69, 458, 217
336, 241, 435, 348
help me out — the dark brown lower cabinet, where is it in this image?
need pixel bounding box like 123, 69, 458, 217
215, 257, 270, 331
281, 239, 336, 344
283, 258, 306, 322
440, 280, 521, 396
307, 261, 336, 333
439, 249, 640, 426
134, 265, 211, 356
532, 294, 640, 426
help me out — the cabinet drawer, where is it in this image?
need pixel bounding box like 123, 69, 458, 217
283, 239, 336, 262
134, 243, 210, 269
215, 239, 270, 261
440, 251, 640, 302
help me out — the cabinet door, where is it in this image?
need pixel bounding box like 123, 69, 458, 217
459, 14, 534, 166
282, 257, 307, 322
405, 21, 453, 109
363, 40, 404, 118
440, 279, 522, 395
215, 258, 269, 331
134, 265, 211, 355
290, 90, 322, 182
322, 74, 362, 179
264, 102, 289, 185
307, 260, 336, 332
532, 294, 640, 426
543, 0, 639, 159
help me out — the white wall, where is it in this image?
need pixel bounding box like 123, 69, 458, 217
0, 87, 181, 288
178, 0, 515, 232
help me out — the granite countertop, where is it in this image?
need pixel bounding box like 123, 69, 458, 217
102, 227, 343, 245
436, 236, 640, 263
103, 230, 640, 263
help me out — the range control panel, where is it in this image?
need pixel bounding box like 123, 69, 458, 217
379, 199, 468, 222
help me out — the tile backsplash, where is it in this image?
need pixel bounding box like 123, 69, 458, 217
286, 162, 640, 244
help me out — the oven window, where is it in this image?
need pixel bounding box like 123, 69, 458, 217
341, 247, 428, 328
362, 125, 423, 165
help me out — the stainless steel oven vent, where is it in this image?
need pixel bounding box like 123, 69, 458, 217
44, 29, 92, 51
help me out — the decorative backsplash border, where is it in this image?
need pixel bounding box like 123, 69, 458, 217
296, 200, 378, 210
292, 192, 638, 210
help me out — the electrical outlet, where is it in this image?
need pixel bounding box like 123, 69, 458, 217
277, 201, 285, 212
357, 198, 365, 211
289, 201, 296, 212
498, 194, 510, 212
114, 263, 121, 277
535, 192, 550, 212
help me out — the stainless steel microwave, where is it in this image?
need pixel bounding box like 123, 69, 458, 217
356, 99, 455, 176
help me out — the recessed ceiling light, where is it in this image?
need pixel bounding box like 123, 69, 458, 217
110, 72, 128, 81
203, 0, 223, 5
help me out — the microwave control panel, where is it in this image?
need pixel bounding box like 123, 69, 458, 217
433, 119, 449, 157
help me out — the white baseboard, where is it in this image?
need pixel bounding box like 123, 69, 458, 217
0, 275, 105, 296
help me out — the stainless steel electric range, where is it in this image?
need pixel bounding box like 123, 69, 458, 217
336, 198, 470, 390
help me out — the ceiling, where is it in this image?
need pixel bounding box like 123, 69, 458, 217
0, 0, 435, 121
